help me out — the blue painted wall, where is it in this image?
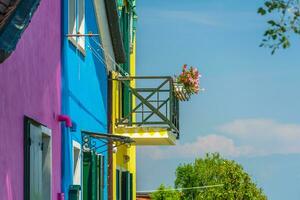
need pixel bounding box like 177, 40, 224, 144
62, 0, 108, 199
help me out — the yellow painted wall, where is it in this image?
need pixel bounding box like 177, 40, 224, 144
129, 39, 136, 200
112, 39, 136, 200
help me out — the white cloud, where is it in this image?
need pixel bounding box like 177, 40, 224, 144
138, 134, 253, 160
220, 119, 300, 139
138, 119, 300, 160
219, 119, 300, 155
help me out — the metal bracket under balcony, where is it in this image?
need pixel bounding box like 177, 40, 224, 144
81, 130, 135, 153
114, 76, 180, 139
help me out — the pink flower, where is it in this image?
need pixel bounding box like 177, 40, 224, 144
177, 64, 201, 95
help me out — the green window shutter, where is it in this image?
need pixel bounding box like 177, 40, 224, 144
116, 2, 133, 119
124, 14, 131, 118
91, 151, 97, 200
121, 171, 131, 200
83, 151, 98, 200
101, 155, 104, 200
83, 151, 92, 200
97, 154, 104, 200
127, 172, 131, 200
96, 155, 101, 200
116, 169, 120, 200
118, 5, 132, 118
130, 173, 133, 200
121, 171, 126, 200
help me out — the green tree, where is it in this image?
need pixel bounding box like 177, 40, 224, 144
175, 153, 267, 200
258, 0, 300, 54
150, 184, 181, 200
152, 153, 267, 200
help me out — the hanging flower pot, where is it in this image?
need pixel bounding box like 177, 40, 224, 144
173, 82, 190, 101
173, 64, 201, 101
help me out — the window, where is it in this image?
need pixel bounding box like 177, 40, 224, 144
77, 0, 85, 49
68, 0, 85, 53
72, 141, 82, 200
24, 117, 52, 200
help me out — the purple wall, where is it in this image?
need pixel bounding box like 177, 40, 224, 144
0, 0, 61, 199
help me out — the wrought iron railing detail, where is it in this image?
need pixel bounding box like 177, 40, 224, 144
114, 76, 180, 138
82, 133, 97, 152
81, 131, 134, 153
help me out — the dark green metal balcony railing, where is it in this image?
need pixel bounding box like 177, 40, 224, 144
114, 76, 180, 139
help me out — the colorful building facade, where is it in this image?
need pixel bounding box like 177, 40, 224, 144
61, 0, 134, 199
0, 0, 62, 199
111, 1, 180, 200
0, 0, 183, 199
61, 0, 113, 199
110, 1, 137, 199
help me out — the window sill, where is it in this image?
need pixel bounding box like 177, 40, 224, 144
68, 37, 86, 57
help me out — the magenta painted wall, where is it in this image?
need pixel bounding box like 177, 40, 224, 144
0, 0, 61, 199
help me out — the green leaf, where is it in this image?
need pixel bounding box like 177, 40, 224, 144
267, 20, 277, 26
258, 7, 267, 15
271, 49, 276, 54
265, 1, 272, 8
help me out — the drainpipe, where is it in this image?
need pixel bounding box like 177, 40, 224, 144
57, 115, 72, 127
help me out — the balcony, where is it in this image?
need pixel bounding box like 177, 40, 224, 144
113, 76, 180, 145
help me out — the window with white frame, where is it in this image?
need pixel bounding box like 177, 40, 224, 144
68, 0, 85, 52
24, 118, 52, 200
72, 140, 82, 200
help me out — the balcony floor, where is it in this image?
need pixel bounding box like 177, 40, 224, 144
115, 127, 176, 145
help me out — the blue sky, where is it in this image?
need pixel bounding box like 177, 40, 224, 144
135, 0, 300, 199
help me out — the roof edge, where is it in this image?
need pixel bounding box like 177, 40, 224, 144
103, 0, 126, 64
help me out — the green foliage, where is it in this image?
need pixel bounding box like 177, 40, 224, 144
152, 153, 267, 200
175, 153, 267, 200
150, 184, 181, 200
258, 0, 300, 54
